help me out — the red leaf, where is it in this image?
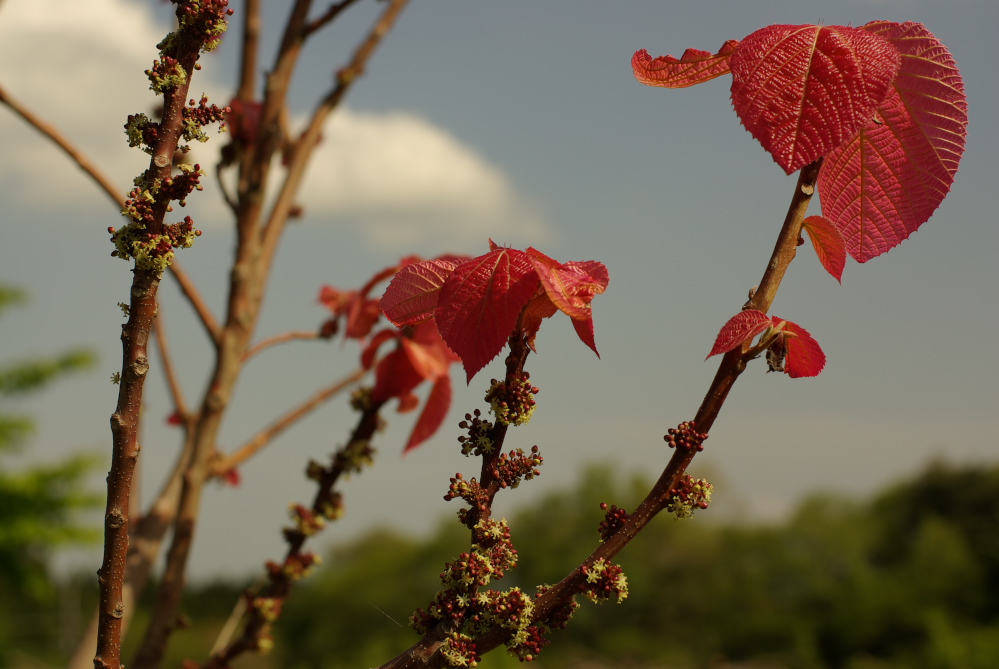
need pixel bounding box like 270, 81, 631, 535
773, 317, 826, 378
571, 315, 600, 357
166, 410, 182, 427
360, 328, 398, 370
521, 291, 558, 353
802, 215, 846, 282
381, 259, 460, 327
403, 374, 452, 454
224, 468, 242, 487
819, 22, 968, 262
730, 24, 901, 174
371, 348, 425, 405
707, 309, 772, 358
436, 248, 540, 382
632, 40, 740, 89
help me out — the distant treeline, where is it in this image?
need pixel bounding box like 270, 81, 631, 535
6, 460, 999, 669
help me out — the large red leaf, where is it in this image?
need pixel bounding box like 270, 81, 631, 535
381, 259, 460, 327
632, 40, 740, 89
802, 215, 846, 283
819, 22, 968, 262
730, 24, 901, 174
775, 317, 826, 378
435, 248, 540, 383
707, 309, 772, 358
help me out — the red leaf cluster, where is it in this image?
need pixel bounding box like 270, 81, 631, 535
708, 310, 825, 378
382, 242, 609, 383
634, 21, 967, 265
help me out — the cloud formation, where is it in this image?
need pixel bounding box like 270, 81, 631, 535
0, 0, 550, 249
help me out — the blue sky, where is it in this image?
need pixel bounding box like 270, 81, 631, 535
1, 0, 996, 580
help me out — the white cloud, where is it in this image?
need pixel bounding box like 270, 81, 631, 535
0, 0, 550, 250
298, 108, 551, 248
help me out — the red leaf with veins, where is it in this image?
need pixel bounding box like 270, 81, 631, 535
527, 248, 609, 322
632, 40, 740, 88
802, 215, 846, 283
819, 22, 967, 262
773, 317, 826, 378
730, 24, 901, 174
707, 309, 772, 358
436, 248, 540, 382
403, 374, 452, 454
381, 259, 460, 327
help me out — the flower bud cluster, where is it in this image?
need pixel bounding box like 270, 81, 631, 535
534, 585, 579, 630
492, 446, 543, 490
110, 214, 201, 272
457, 409, 495, 456
597, 503, 630, 543
507, 625, 550, 662
579, 558, 629, 604
265, 551, 321, 583
283, 504, 325, 540
664, 420, 709, 452
182, 95, 230, 145
485, 373, 539, 426
249, 595, 282, 624
440, 632, 481, 667
666, 474, 713, 520
332, 438, 374, 475
172, 0, 233, 53
146, 56, 187, 93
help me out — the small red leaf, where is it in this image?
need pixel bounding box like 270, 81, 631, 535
730, 24, 901, 174
224, 468, 242, 487
521, 291, 558, 353
397, 392, 420, 413
403, 374, 452, 454
632, 40, 740, 89
802, 215, 846, 282
571, 315, 600, 357
707, 310, 772, 358
436, 249, 540, 383
819, 22, 968, 262
381, 259, 460, 327
774, 317, 826, 378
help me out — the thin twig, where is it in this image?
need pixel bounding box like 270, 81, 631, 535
303, 0, 367, 38
152, 303, 189, 421
209, 366, 368, 477
242, 329, 321, 361
0, 81, 124, 209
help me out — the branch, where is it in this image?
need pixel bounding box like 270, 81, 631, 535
302, 0, 367, 38
0, 81, 124, 210
242, 329, 322, 361
202, 396, 387, 667
167, 259, 221, 345
209, 366, 368, 477
258, 0, 411, 268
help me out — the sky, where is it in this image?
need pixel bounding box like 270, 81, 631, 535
0, 0, 996, 581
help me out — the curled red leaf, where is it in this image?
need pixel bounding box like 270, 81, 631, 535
707, 309, 772, 358
632, 40, 740, 89
730, 24, 901, 174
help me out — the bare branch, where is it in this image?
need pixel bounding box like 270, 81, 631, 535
209, 366, 368, 477
242, 329, 322, 361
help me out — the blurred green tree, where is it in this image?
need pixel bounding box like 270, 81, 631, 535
0, 285, 102, 664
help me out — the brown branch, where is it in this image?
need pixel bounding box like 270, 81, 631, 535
242, 329, 321, 361
302, 0, 367, 38
167, 258, 221, 345
237, 0, 261, 101
0, 81, 124, 210
209, 366, 368, 477
258, 0, 412, 267
98, 7, 231, 668
377, 159, 826, 669
0, 80, 221, 348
